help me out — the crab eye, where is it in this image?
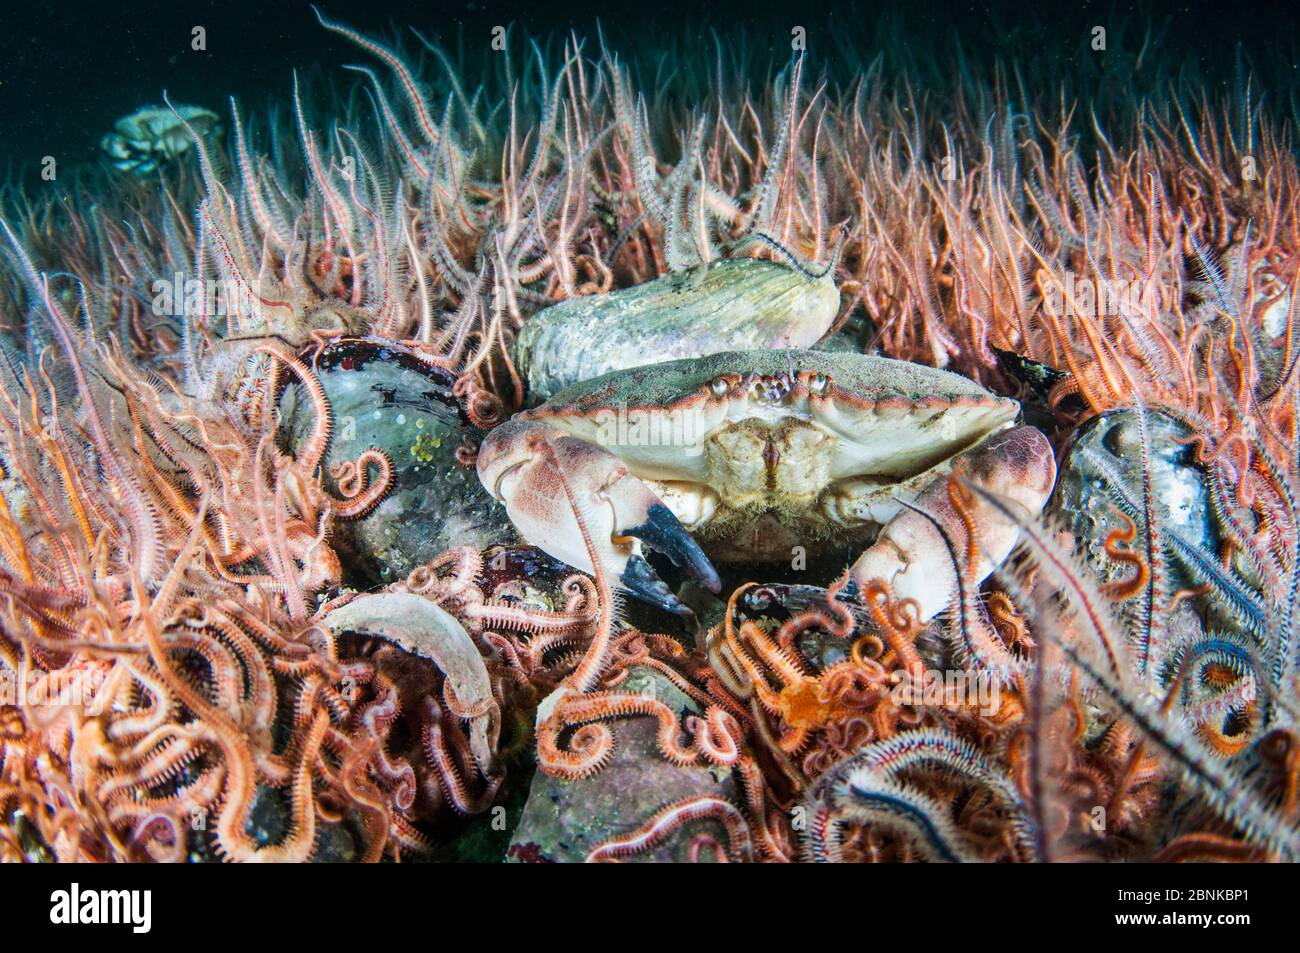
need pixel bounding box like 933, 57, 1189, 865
710, 377, 730, 397
808, 372, 833, 396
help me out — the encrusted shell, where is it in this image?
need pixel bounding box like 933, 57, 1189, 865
531, 347, 1011, 412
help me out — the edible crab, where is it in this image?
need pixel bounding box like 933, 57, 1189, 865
477, 349, 1055, 620
100, 104, 221, 175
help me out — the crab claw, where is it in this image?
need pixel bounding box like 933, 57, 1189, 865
842, 425, 1056, 622
477, 419, 720, 614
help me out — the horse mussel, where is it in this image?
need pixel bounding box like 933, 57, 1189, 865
279, 339, 513, 588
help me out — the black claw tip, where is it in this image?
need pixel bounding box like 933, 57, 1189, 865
620, 553, 693, 616
621, 503, 721, 593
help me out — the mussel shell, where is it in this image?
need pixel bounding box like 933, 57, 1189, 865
279, 339, 512, 588
513, 257, 839, 403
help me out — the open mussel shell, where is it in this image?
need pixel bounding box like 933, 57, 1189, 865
279, 339, 513, 588
726, 581, 945, 671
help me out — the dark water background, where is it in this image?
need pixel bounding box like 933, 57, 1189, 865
1, 0, 1296, 185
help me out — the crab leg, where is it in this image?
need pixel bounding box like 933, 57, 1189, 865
842, 426, 1056, 622
477, 419, 720, 614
